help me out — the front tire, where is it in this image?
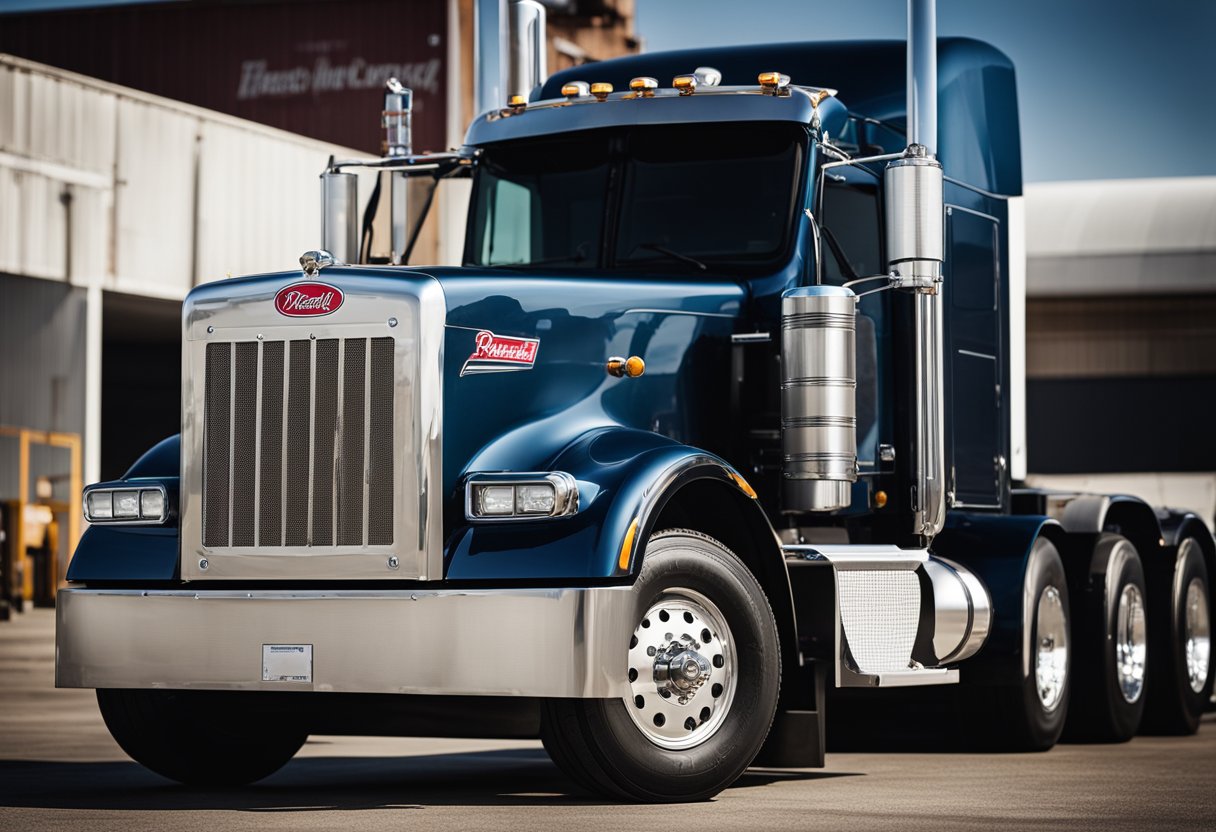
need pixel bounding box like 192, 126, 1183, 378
97, 689, 307, 786
1142, 537, 1213, 734
541, 529, 780, 802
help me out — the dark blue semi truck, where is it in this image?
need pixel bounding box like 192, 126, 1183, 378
56, 0, 1212, 802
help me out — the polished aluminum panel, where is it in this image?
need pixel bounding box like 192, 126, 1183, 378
923, 556, 992, 664
181, 271, 445, 581
56, 586, 635, 698
780, 285, 857, 511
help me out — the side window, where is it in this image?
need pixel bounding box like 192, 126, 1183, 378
820, 176, 882, 285
479, 177, 535, 266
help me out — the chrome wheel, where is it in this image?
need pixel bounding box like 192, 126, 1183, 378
1035, 584, 1069, 711
625, 587, 737, 750
1115, 583, 1147, 703
1184, 577, 1211, 694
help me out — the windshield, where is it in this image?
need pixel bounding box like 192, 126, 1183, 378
466, 122, 805, 274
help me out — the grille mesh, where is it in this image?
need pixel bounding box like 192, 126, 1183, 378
837, 570, 920, 673
202, 336, 395, 549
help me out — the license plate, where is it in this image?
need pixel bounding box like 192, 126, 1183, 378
262, 644, 312, 682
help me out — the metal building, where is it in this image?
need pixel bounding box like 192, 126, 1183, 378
1023, 176, 1216, 523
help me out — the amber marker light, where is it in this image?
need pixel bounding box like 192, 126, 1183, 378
758, 71, 791, 95
629, 76, 658, 97
619, 518, 640, 571
672, 74, 698, 95
507, 94, 527, 112
590, 82, 613, 101
561, 81, 589, 99
874, 490, 889, 509
729, 471, 758, 499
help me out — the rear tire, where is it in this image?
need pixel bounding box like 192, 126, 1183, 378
97, 689, 307, 786
1063, 534, 1147, 742
541, 529, 780, 802
1142, 538, 1213, 734
969, 537, 1071, 751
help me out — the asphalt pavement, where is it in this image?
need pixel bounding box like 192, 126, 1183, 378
1, 607, 1213, 831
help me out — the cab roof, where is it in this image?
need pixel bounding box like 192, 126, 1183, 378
540, 38, 1022, 196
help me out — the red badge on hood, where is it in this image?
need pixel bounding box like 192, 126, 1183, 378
461, 330, 540, 376
275, 282, 343, 317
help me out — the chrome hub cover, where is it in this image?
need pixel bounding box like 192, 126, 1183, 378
1184, 576, 1211, 693
626, 588, 737, 750
1035, 584, 1068, 712
1115, 583, 1147, 703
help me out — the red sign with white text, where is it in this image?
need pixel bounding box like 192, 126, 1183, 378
460, 330, 540, 376
275, 282, 344, 317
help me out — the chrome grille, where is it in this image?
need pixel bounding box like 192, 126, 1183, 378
202, 336, 395, 549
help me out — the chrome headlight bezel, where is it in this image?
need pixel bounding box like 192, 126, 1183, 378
83, 482, 170, 525
464, 472, 579, 523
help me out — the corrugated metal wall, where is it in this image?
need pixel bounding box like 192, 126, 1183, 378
0, 53, 379, 299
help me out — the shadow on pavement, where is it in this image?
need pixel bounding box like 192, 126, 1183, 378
0, 748, 860, 810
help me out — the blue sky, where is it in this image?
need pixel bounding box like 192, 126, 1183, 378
636, 0, 1216, 182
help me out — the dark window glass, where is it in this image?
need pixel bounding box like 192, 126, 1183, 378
466, 123, 804, 274
614, 124, 802, 270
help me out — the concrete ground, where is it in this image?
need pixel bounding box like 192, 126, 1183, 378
1, 607, 1213, 831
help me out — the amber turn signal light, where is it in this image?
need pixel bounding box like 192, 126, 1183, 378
607, 355, 645, 378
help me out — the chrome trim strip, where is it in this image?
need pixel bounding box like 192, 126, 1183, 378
252, 339, 263, 546
56, 586, 635, 698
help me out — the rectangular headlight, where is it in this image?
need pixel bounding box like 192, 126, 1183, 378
465, 473, 578, 522
84, 484, 168, 525
86, 490, 113, 519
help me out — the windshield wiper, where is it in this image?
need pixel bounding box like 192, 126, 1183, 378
634, 243, 708, 272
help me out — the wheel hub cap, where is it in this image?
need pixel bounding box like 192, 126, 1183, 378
625, 588, 737, 750
1035, 584, 1068, 712
1184, 577, 1211, 693
1115, 583, 1147, 703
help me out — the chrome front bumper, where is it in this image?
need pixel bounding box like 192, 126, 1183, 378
56, 586, 636, 698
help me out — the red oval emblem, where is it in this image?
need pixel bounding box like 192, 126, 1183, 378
274, 282, 343, 317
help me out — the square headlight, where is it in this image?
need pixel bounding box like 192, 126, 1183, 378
475, 485, 516, 516
113, 491, 140, 518
140, 489, 165, 520
516, 483, 556, 514
86, 490, 113, 519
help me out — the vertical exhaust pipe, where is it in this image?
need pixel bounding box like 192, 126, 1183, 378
886, 0, 946, 540
320, 168, 357, 265
475, 0, 509, 116
509, 0, 548, 102
383, 78, 413, 264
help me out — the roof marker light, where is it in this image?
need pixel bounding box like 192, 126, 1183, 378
561, 81, 590, 99
758, 71, 791, 95
590, 82, 613, 101
693, 66, 722, 87
507, 94, 527, 112
629, 76, 658, 97
672, 74, 698, 95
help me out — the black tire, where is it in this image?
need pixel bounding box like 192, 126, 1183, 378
97, 689, 307, 786
541, 529, 780, 803
1142, 537, 1214, 734
968, 537, 1071, 751
1062, 534, 1147, 742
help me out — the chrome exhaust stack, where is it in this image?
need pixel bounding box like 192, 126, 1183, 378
887, 0, 946, 539
383, 78, 413, 264
508, 0, 548, 103
320, 170, 358, 265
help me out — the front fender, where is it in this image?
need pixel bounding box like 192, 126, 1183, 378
444, 428, 756, 581
65, 435, 182, 583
